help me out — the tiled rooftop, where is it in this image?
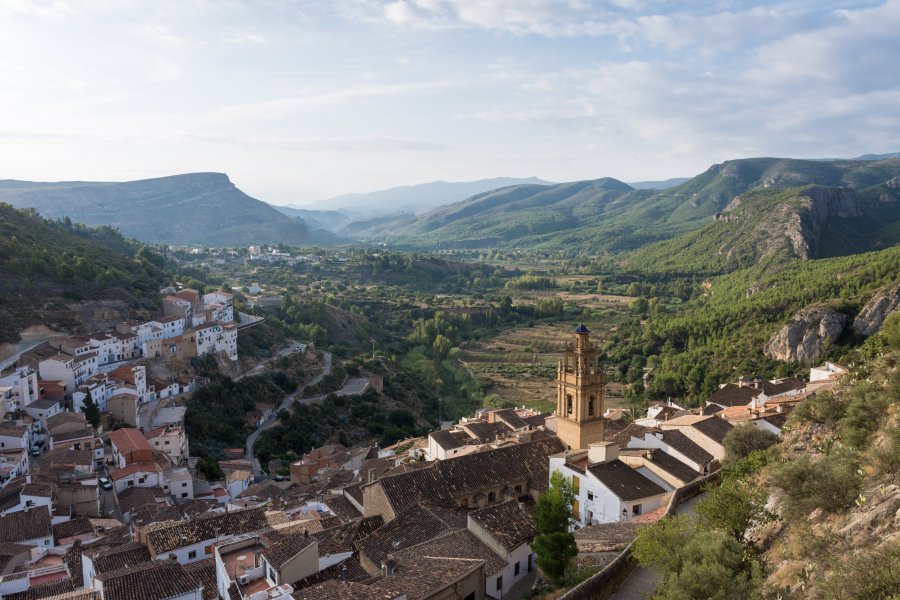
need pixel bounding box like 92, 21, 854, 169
391, 528, 506, 576
375, 437, 565, 514
96, 559, 201, 600
586, 459, 667, 502
468, 498, 538, 552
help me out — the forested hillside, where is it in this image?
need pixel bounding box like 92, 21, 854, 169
356, 157, 900, 254
607, 246, 900, 404
0, 203, 172, 343
627, 182, 900, 275
634, 318, 900, 598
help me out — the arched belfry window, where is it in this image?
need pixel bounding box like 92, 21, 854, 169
588, 396, 595, 416
566, 394, 573, 414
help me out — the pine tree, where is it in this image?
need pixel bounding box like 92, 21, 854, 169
533, 471, 578, 586
81, 391, 100, 428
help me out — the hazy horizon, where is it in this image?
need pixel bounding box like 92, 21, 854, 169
2, 1, 899, 205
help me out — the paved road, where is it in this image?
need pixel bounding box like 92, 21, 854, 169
245, 351, 332, 475
608, 492, 706, 600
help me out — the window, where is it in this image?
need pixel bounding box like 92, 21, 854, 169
633, 504, 642, 515
165, 440, 170, 445
188, 550, 197, 560
496, 576, 503, 591
514, 562, 520, 576
571, 475, 580, 493
138, 477, 146, 484
181, 492, 188, 498
182, 482, 188, 487
127, 480, 134, 487
588, 396, 595, 416
488, 491, 496, 502
587, 491, 594, 501
566, 394, 573, 414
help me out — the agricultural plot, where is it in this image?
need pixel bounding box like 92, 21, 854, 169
461, 323, 627, 413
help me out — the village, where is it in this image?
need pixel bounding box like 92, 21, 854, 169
0, 308, 848, 600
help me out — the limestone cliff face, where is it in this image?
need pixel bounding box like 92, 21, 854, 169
852, 285, 900, 337
764, 306, 848, 363
714, 186, 862, 266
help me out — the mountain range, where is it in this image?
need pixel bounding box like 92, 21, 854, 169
3, 153, 900, 266
0, 173, 340, 247
300, 177, 554, 218
353, 157, 900, 257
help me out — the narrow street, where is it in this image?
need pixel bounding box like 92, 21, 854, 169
608, 492, 706, 600
245, 351, 332, 476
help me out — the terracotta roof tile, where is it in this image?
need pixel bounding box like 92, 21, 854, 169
354, 505, 451, 568
0, 506, 52, 544
374, 437, 565, 514
391, 528, 506, 576
183, 559, 218, 600
142, 507, 270, 555
96, 559, 201, 600
691, 416, 733, 445
468, 499, 538, 552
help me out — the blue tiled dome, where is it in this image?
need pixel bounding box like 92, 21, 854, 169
574, 324, 590, 334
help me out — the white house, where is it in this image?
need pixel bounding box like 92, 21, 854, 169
110, 462, 161, 494
145, 425, 189, 465
810, 361, 848, 382
0, 367, 40, 412
550, 442, 668, 526
468, 499, 539, 598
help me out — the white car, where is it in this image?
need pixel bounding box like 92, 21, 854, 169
99, 477, 113, 490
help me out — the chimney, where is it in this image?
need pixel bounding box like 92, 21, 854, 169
776, 404, 783, 414
588, 442, 618, 464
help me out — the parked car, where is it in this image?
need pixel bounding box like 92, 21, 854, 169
99, 477, 113, 490
31, 445, 42, 457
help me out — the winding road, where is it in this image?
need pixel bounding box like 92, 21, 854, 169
245, 351, 332, 476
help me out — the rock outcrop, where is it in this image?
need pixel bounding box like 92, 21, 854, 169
764, 306, 848, 363
852, 285, 900, 337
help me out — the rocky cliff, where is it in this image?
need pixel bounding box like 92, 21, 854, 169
764, 305, 848, 363
852, 284, 900, 337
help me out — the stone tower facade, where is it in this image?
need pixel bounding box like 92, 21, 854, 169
555, 324, 605, 450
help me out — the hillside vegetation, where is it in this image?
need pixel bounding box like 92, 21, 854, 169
627, 182, 900, 275
0, 173, 341, 247
0, 203, 172, 343
607, 246, 900, 404
635, 318, 900, 599
356, 157, 900, 254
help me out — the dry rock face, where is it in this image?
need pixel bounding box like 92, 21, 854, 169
852, 285, 900, 337
764, 306, 847, 363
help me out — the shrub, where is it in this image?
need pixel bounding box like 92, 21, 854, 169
819, 541, 900, 600
695, 476, 775, 542
723, 424, 780, 462
792, 391, 847, 426
770, 451, 862, 517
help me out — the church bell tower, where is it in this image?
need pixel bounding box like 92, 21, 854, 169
555, 324, 605, 450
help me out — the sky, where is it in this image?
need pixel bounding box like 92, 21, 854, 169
1, 0, 899, 205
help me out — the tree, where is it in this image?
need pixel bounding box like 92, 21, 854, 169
657, 530, 762, 600
722, 424, 779, 462
632, 514, 695, 575
533, 471, 578, 586
81, 391, 100, 428
695, 477, 775, 542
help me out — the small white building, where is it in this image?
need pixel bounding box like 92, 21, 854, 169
549, 442, 668, 526
0, 367, 40, 412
